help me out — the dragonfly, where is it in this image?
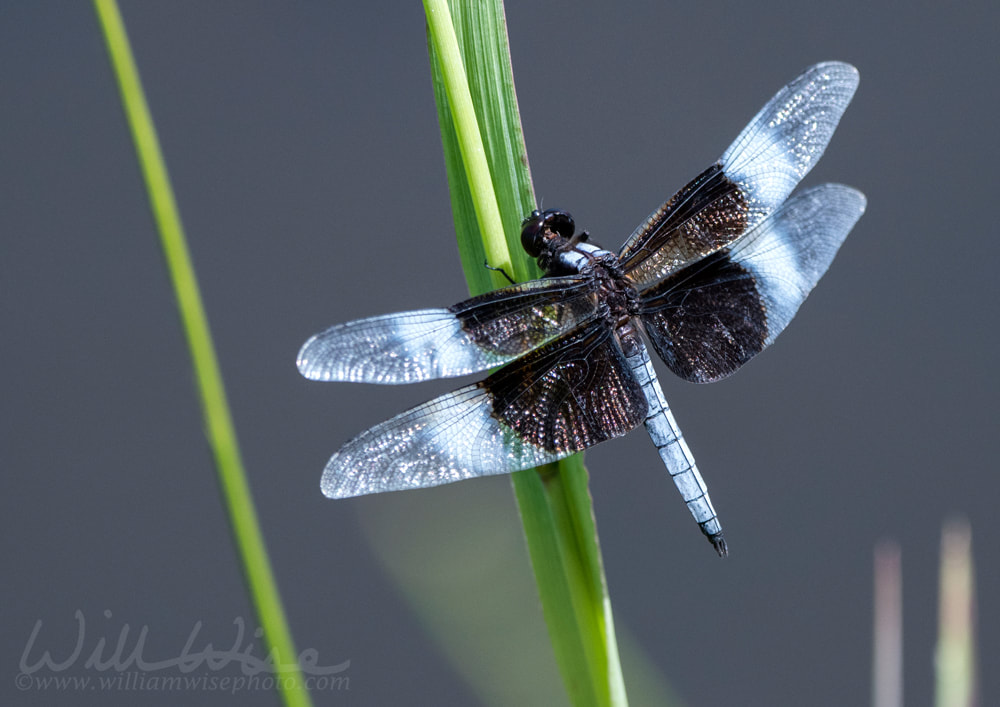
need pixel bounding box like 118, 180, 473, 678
297, 62, 865, 556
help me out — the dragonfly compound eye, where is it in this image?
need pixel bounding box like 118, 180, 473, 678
520, 211, 547, 257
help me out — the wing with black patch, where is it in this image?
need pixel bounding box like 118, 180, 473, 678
319, 323, 648, 498
639, 184, 866, 383
297, 276, 598, 384
618, 62, 860, 289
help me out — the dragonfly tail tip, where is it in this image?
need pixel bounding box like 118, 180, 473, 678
711, 535, 729, 558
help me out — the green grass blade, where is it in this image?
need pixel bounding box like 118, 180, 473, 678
424, 0, 627, 704
92, 3, 312, 706
935, 519, 978, 707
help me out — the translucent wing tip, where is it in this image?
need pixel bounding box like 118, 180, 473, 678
809, 60, 860, 115
807, 61, 860, 96
857, 189, 867, 211
814, 60, 859, 79
718, 61, 863, 225
320, 469, 344, 498
296, 334, 325, 380
320, 454, 363, 499
850, 188, 868, 217
814, 183, 868, 220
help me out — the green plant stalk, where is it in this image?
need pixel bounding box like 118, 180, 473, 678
92, 3, 312, 706
935, 519, 977, 707
424, 0, 627, 704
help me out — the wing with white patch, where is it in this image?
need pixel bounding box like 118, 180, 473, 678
639, 184, 866, 382
618, 62, 859, 289
720, 61, 860, 228
320, 323, 648, 498
297, 276, 598, 384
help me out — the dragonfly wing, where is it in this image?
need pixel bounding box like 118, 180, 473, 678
320, 322, 647, 497
640, 184, 866, 382
297, 276, 598, 384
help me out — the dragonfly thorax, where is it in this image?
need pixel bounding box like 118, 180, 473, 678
521, 208, 638, 323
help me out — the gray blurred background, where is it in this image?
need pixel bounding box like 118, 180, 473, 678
3, 2, 997, 706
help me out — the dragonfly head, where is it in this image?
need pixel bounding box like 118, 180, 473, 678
520, 209, 576, 258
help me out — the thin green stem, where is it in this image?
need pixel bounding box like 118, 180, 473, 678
92, 3, 312, 706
